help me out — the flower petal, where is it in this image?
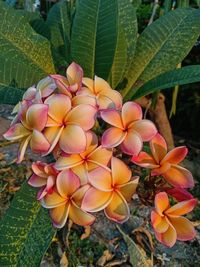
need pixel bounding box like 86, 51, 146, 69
163, 165, 194, 188
157, 223, 177, 247
88, 146, 112, 168
104, 191, 130, 223
59, 125, 87, 154
26, 104, 48, 131
150, 133, 167, 163
151, 210, 169, 233
66, 104, 96, 131
81, 188, 113, 212
101, 89, 122, 110
3, 123, 30, 141
111, 157, 132, 185
30, 130, 50, 154
31, 162, 46, 177
72, 164, 88, 185
97, 95, 115, 110
56, 169, 80, 197
43, 126, 64, 154
82, 77, 94, 92
28, 174, 46, 187
37, 76, 57, 98
100, 109, 123, 129
161, 146, 188, 165
66, 62, 83, 90
69, 203, 95, 226
118, 179, 139, 201
165, 198, 197, 216
55, 154, 83, 170
101, 127, 126, 148
44, 94, 71, 123
122, 102, 142, 128
169, 216, 196, 241
41, 190, 66, 208
50, 203, 70, 228
166, 188, 193, 202
72, 95, 97, 108
155, 192, 170, 216
88, 167, 112, 191
131, 151, 158, 168
17, 136, 31, 163
131, 120, 157, 141
94, 76, 111, 94
121, 129, 143, 155
72, 184, 90, 206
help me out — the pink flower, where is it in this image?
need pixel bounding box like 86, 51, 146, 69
131, 133, 194, 188
101, 102, 157, 155
151, 192, 197, 247
82, 157, 138, 223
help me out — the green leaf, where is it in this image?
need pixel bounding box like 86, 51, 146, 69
0, 181, 56, 266
131, 65, 200, 99
71, 0, 118, 79
46, 1, 71, 66
122, 8, 200, 98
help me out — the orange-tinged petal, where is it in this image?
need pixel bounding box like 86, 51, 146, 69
150, 133, 167, 163
165, 198, 197, 216
3, 123, 30, 141
169, 216, 196, 241
56, 169, 80, 197
28, 174, 46, 187
94, 76, 111, 94
163, 165, 194, 188
55, 154, 83, 170
41, 190, 66, 208
111, 157, 131, 185
72, 164, 88, 185
43, 126, 64, 155
131, 120, 157, 141
72, 95, 97, 108
131, 151, 158, 168
101, 89, 122, 110
151, 210, 169, 233
122, 102, 142, 128
84, 131, 98, 153
77, 86, 94, 96
104, 191, 130, 223
82, 77, 94, 92
155, 192, 170, 216
44, 94, 71, 123
66, 62, 83, 89
88, 167, 112, 191
36, 76, 57, 98
97, 95, 115, 110
117, 179, 139, 201
45, 116, 60, 127
161, 146, 188, 165
88, 146, 112, 168
17, 136, 31, 163
32, 162, 47, 177
66, 104, 96, 131
50, 203, 70, 228
158, 223, 177, 248
72, 184, 90, 206
26, 104, 48, 131
81, 188, 113, 212
121, 129, 143, 156
30, 130, 50, 154
59, 125, 87, 154
101, 127, 126, 148
151, 162, 171, 176
69, 202, 95, 226
100, 109, 123, 129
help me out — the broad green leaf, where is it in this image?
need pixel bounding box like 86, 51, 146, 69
71, 0, 118, 79
130, 65, 200, 99
0, 182, 56, 266
122, 8, 200, 98
46, 1, 71, 66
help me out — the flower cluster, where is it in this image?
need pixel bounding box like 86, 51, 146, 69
4, 62, 197, 247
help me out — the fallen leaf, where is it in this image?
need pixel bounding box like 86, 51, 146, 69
60, 252, 68, 267
81, 225, 91, 240
97, 249, 114, 266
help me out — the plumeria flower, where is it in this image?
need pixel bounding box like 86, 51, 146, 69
43, 93, 97, 154
51, 62, 83, 96
101, 102, 157, 155
55, 131, 112, 184
74, 76, 122, 110
82, 157, 138, 223
28, 161, 59, 200
41, 169, 95, 228
4, 104, 50, 163
131, 133, 194, 188
151, 192, 197, 247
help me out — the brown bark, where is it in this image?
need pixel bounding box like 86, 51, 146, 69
135, 94, 174, 149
